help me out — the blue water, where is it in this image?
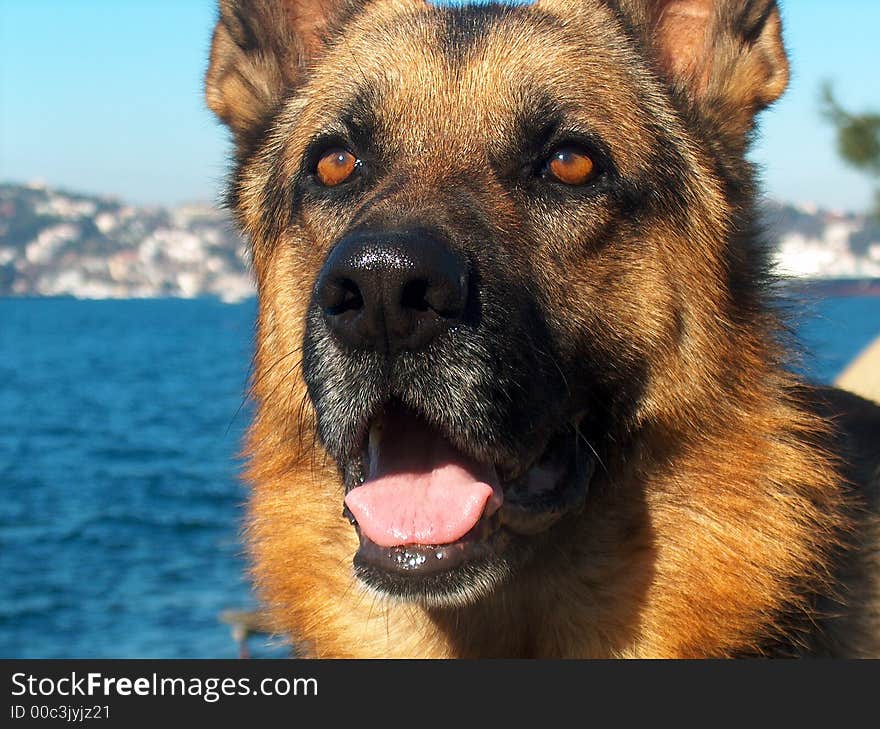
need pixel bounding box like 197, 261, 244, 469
792, 294, 880, 384
1, 295, 878, 658
0, 298, 266, 658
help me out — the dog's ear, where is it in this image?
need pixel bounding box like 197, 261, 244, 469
622, 0, 789, 137
205, 0, 380, 147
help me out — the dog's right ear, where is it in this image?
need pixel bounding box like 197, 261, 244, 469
205, 0, 359, 147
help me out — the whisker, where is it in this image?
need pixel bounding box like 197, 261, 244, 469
226, 344, 304, 436
574, 422, 609, 477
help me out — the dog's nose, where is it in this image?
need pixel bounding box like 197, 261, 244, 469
315, 230, 469, 353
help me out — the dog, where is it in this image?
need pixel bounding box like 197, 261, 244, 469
205, 0, 879, 657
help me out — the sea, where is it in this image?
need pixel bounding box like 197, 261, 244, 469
1, 293, 878, 658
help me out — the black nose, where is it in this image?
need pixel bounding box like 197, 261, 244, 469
315, 230, 469, 353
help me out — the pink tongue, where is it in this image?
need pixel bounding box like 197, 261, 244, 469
344, 409, 503, 548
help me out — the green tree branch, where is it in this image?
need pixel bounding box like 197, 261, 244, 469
820, 82, 880, 217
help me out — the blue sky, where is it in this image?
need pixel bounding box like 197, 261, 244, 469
1, 0, 877, 211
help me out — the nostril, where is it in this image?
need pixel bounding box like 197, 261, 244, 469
400, 279, 431, 313
324, 278, 364, 316
423, 270, 468, 320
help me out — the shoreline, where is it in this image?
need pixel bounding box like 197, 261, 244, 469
1, 278, 879, 303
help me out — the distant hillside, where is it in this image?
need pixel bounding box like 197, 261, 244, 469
0, 183, 252, 302
765, 200, 880, 279
1, 182, 878, 300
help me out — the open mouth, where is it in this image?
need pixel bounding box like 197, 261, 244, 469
341, 402, 595, 604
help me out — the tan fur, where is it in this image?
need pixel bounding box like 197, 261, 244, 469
205, 0, 879, 657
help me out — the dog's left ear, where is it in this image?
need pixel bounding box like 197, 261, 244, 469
206, 0, 356, 147
206, 0, 419, 149
615, 0, 789, 139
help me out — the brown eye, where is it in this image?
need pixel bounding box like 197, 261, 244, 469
316, 148, 358, 187
546, 147, 596, 186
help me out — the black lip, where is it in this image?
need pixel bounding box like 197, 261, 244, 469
353, 510, 504, 577
352, 527, 512, 607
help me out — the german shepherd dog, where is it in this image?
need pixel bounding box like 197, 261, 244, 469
205, 0, 880, 657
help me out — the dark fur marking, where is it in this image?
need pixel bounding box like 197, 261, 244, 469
436, 4, 514, 64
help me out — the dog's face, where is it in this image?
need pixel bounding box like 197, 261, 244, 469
207, 0, 788, 610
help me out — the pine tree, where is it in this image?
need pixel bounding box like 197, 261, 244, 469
820, 82, 880, 219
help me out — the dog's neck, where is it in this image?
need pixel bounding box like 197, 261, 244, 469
244, 366, 847, 658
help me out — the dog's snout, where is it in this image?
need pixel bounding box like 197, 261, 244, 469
316, 230, 469, 353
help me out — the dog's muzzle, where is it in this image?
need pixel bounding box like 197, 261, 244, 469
305, 227, 595, 606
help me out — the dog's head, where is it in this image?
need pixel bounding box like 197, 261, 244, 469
206, 0, 788, 609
